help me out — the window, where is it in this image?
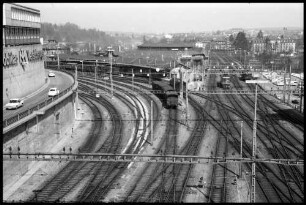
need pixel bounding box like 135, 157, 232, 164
25, 28, 28, 39
11, 10, 14, 19
11, 28, 14, 40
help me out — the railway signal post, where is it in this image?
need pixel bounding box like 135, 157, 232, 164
245, 80, 268, 203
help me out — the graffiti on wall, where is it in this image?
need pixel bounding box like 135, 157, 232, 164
3, 48, 44, 68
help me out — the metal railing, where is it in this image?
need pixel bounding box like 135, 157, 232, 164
3, 67, 76, 129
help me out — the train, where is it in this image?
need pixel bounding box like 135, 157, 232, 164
240, 73, 253, 81
217, 74, 231, 89
152, 80, 179, 109
45, 59, 167, 81
169, 77, 182, 92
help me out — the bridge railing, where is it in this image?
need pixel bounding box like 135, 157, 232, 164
3, 67, 76, 130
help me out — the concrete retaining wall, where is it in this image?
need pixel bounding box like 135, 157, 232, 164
3, 93, 75, 191
3, 44, 46, 104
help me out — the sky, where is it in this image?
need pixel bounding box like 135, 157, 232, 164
18, 3, 303, 33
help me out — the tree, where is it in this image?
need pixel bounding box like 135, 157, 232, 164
143, 35, 147, 43
264, 37, 272, 53
233, 32, 249, 51
257, 30, 263, 39
229, 34, 234, 43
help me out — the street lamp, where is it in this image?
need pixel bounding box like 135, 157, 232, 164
245, 79, 268, 203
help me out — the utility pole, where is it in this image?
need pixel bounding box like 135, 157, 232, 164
75, 64, 78, 119
251, 83, 258, 203
109, 50, 113, 98
283, 64, 287, 103
245, 79, 268, 203
173, 74, 176, 90
186, 72, 189, 125
95, 60, 97, 94
81, 60, 84, 77
106, 47, 117, 98
180, 67, 183, 97
287, 64, 292, 104
149, 67, 152, 85
240, 121, 243, 177
132, 68, 134, 93
150, 100, 153, 143
300, 80, 303, 113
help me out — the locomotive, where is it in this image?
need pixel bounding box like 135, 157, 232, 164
152, 80, 179, 109
217, 74, 231, 89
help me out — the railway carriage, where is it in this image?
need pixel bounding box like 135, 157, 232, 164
152, 80, 179, 109
240, 73, 253, 81
217, 74, 231, 89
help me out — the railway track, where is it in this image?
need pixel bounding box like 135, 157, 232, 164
28, 74, 155, 202
213, 52, 304, 202
30, 95, 104, 202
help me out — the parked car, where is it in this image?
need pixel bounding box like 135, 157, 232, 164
48, 72, 55, 77
276, 81, 284, 86
290, 81, 298, 86
48, 88, 60, 97
5, 98, 24, 110
292, 99, 299, 104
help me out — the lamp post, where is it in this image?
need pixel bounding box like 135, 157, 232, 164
132, 68, 134, 93
245, 79, 268, 203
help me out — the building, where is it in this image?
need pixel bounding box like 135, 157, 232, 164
43, 40, 70, 61
252, 37, 296, 55
3, 3, 45, 104
3, 3, 41, 46
252, 38, 266, 55
210, 40, 232, 50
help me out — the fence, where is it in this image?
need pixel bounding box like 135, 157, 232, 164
3, 67, 76, 129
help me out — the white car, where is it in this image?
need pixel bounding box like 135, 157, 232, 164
5, 98, 24, 110
48, 72, 55, 77
48, 88, 60, 97
290, 81, 298, 86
